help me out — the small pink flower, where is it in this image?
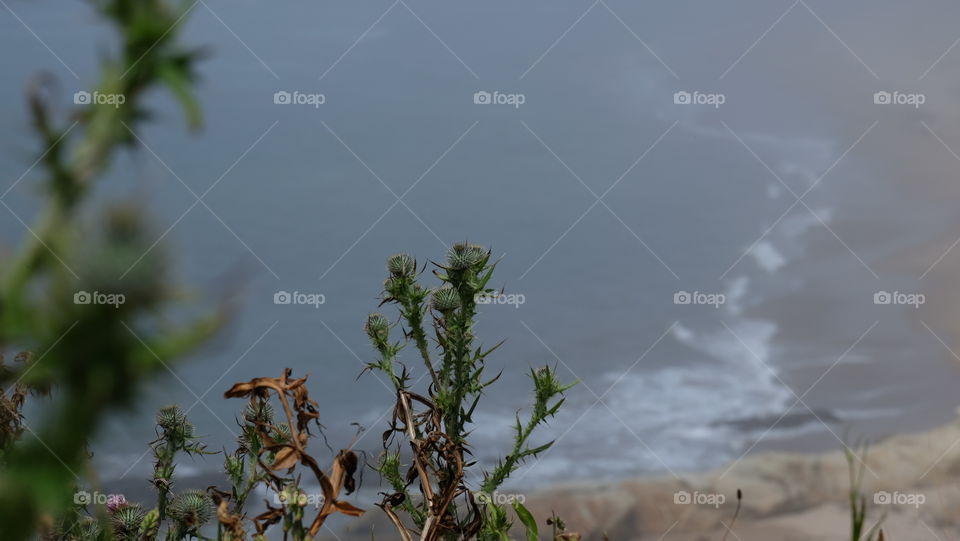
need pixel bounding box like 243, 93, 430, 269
106, 494, 127, 513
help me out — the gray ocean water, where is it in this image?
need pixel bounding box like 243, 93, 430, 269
4, 1, 960, 491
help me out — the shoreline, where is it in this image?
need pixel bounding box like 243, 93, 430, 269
330, 410, 960, 539
512, 409, 960, 540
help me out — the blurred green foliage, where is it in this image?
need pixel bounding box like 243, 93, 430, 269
0, 0, 217, 539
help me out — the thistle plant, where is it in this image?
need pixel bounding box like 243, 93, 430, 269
43, 409, 213, 541
152, 406, 211, 521
367, 244, 574, 540
14, 243, 573, 541
222, 400, 276, 516
222, 369, 364, 540
43, 380, 367, 541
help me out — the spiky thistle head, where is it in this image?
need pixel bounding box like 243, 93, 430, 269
387, 253, 416, 278
156, 405, 194, 439
530, 366, 576, 420
157, 405, 185, 429
431, 285, 461, 313
168, 489, 213, 528
111, 504, 146, 540
243, 401, 274, 424
446, 243, 487, 270
225, 453, 244, 479
384, 276, 404, 298
365, 313, 390, 342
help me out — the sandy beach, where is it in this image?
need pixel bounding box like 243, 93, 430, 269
520, 411, 960, 540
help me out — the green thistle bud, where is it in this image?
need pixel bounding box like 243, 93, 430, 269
111, 504, 146, 540
139, 508, 160, 539
365, 313, 390, 342
387, 253, 416, 277
384, 277, 404, 296
156, 405, 193, 439
447, 243, 486, 270
431, 286, 461, 313
156, 405, 185, 429
225, 454, 244, 478
168, 489, 213, 528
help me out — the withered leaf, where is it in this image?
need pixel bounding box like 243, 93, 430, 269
384, 492, 406, 507
270, 446, 299, 471
331, 501, 364, 517
224, 370, 365, 538
338, 450, 359, 493
252, 503, 284, 535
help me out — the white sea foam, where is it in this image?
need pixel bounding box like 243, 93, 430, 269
483, 296, 797, 487
752, 241, 787, 273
